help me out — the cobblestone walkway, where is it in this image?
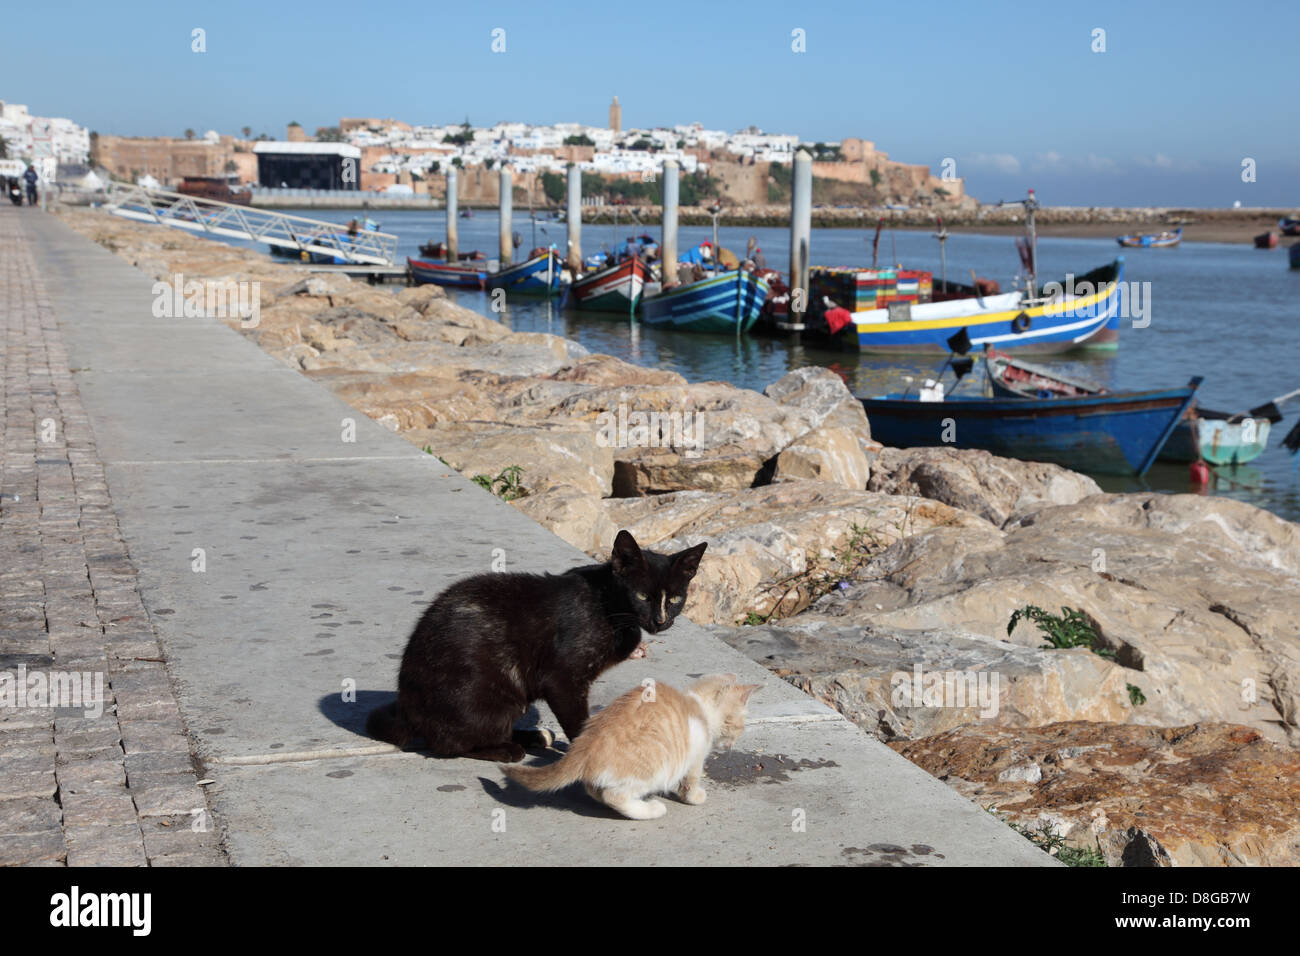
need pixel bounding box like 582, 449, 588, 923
0, 207, 225, 866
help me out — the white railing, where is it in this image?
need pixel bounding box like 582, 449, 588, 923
101, 182, 399, 265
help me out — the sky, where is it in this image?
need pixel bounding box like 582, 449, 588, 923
2, 0, 1297, 206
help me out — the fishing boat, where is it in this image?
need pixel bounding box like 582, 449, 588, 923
639, 269, 769, 334
1290, 244, 1300, 270
1279, 217, 1300, 236
860, 376, 1202, 476
486, 248, 563, 297
842, 258, 1124, 354
984, 348, 1272, 466
1255, 232, 1279, 249
1116, 226, 1182, 248
407, 256, 487, 289
417, 240, 485, 261
570, 256, 649, 312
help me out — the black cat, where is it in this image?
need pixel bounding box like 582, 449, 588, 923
366, 530, 707, 762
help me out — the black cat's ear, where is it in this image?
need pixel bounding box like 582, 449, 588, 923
672, 541, 707, 580
612, 530, 646, 574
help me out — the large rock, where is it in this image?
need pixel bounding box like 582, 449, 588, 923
892, 722, 1300, 866
599, 481, 992, 625
524, 381, 823, 496
817, 494, 1300, 745
715, 617, 1136, 740
425, 423, 614, 497
867, 446, 1102, 526
510, 485, 617, 554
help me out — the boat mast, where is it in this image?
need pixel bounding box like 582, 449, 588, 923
933, 216, 948, 293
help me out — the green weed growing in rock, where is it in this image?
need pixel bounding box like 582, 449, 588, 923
471, 465, 528, 501
1127, 683, 1147, 706
1008, 605, 1115, 660
987, 809, 1107, 867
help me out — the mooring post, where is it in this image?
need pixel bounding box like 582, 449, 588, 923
445, 169, 458, 262
790, 149, 812, 326
499, 166, 513, 265
661, 159, 679, 287
566, 164, 582, 272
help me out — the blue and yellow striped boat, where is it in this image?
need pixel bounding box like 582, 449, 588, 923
640, 270, 769, 334
850, 259, 1124, 354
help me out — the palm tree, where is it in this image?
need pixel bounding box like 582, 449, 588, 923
184, 129, 195, 140
241, 126, 252, 139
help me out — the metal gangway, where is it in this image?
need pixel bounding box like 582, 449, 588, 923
101, 182, 399, 265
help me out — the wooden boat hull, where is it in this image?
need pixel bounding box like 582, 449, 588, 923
861, 382, 1200, 476
1158, 417, 1271, 466
571, 258, 647, 312
850, 259, 1124, 354
640, 271, 768, 334
487, 251, 563, 297
407, 256, 486, 289
1255, 232, 1279, 249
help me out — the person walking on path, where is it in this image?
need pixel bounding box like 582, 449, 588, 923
23, 165, 38, 206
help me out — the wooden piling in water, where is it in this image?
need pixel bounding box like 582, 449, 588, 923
445, 169, 458, 262
661, 159, 679, 287
499, 166, 513, 265
566, 165, 582, 271
789, 149, 812, 326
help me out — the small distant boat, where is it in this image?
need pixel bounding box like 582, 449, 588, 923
985, 348, 1270, 467
639, 269, 769, 334
417, 240, 485, 261
570, 257, 648, 313
1279, 217, 1300, 236
861, 375, 1201, 476
407, 256, 487, 289
460, 208, 474, 219
1117, 226, 1182, 248
1254, 232, 1279, 249
486, 248, 563, 297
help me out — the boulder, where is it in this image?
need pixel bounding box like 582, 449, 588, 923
599, 481, 991, 625
892, 722, 1300, 866
510, 485, 617, 554
425, 423, 614, 497
867, 446, 1102, 526
818, 494, 1300, 744
715, 617, 1137, 739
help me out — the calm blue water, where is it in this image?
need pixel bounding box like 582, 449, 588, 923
251, 208, 1300, 521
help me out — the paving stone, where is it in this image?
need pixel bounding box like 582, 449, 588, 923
65, 824, 147, 867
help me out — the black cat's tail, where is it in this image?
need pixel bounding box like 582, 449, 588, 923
366, 701, 411, 747
501, 754, 584, 791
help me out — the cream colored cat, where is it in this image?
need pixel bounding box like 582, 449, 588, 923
502, 673, 760, 820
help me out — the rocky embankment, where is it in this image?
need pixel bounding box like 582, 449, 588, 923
60, 207, 1300, 865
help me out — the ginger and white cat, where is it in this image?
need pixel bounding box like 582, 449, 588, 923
502, 674, 760, 819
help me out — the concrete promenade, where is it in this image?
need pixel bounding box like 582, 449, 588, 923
3, 205, 1052, 866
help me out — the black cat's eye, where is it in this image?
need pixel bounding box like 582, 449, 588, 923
669, 596, 683, 605
635, 592, 648, 601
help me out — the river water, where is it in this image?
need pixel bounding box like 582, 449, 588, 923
263, 208, 1300, 521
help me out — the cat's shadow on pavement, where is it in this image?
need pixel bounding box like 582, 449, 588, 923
316, 692, 619, 817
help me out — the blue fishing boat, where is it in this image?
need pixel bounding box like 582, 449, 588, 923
1117, 226, 1182, 248
639, 270, 769, 334
487, 249, 563, 297
407, 256, 487, 289
847, 258, 1124, 354
860, 377, 1202, 476
984, 348, 1280, 466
